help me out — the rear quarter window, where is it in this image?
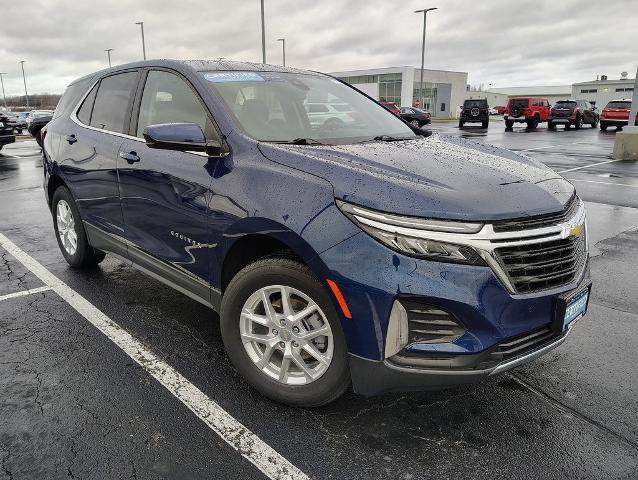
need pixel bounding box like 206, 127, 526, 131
53, 79, 92, 120
90, 72, 138, 133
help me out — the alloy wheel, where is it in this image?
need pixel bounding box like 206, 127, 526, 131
56, 199, 78, 255
240, 285, 334, 385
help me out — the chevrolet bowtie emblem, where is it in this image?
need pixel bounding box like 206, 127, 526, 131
569, 224, 583, 238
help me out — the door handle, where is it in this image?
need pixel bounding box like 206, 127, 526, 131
64, 134, 77, 145
119, 151, 140, 164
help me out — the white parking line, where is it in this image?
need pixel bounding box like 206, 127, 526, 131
0, 285, 52, 302
567, 179, 638, 188
0, 232, 309, 480
558, 158, 621, 173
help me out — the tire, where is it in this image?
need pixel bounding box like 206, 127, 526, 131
565, 123, 571, 130
52, 186, 106, 268
505, 120, 514, 129
410, 119, 420, 128
617, 126, 623, 131
548, 122, 556, 131
482, 120, 489, 128
527, 118, 539, 129
591, 118, 598, 128
458, 120, 464, 128
220, 258, 350, 407
575, 115, 583, 130
600, 123, 608, 131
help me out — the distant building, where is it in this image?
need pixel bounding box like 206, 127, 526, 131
572, 74, 635, 108
329, 66, 468, 117
465, 91, 509, 108
487, 85, 572, 104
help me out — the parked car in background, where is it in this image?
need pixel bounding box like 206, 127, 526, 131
0, 113, 16, 151
43, 60, 591, 407
489, 107, 499, 115
504, 97, 550, 129
379, 101, 400, 116
3, 112, 23, 134
600, 99, 636, 131
27, 111, 53, 146
548, 100, 599, 130
496, 106, 506, 115
16, 111, 30, 129
459, 99, 489, 128
399, 107, 431, 127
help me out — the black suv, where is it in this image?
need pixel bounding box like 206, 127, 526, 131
459, 99, 489, 128
548, 100, 599, 130
0, 113, 16, 151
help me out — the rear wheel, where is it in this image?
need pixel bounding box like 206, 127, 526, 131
617, 126, 623, 131
458, 120, 464, 128
52, 186, 106, 268
575, 115, 583, 129
33, 127, 43, 147
410, 119, 420, 128
526, 117, 539, 129
220, 258, 350, 407
505, 120, 514, 129
600, 123, 608, 131
481, 120, 489, 128
591, 118, 598, 128
548, 122, 556, 131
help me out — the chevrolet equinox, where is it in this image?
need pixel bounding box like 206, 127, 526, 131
42, 60, 591, 406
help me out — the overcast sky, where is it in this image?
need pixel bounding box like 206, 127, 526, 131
0, 0, 636, 96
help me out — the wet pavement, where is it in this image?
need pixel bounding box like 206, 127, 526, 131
1, 124, 637, 479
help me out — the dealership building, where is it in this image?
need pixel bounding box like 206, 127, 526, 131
329, 66, 468, 117
571, 74, 635, 108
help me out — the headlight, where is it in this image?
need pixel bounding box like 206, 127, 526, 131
337, 199, 486, 266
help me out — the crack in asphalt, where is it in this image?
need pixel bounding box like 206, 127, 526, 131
506, 373, 638, 452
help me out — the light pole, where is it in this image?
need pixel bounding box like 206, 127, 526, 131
260, 0, 266, 64
136, 21, 147, 60
105, 49, 113, 68
0, 73, 7, 109
277, 38, 285, 67
414, 7, 437, 110
19, 61, 29, 109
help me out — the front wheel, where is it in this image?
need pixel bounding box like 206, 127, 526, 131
52, 186, 106, 268
591, 118, 598, 128
600, 123, 608, 131
548, 122, 556, 131
220, 258, 350, 407
410, 119, 420, 128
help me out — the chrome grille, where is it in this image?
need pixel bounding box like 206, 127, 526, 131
493, 196, 579, 233
494, 233, 586, 294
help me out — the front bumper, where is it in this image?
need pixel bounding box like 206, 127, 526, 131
349, 314, 581, 395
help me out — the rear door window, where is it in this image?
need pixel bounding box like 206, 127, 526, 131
90, 72, 138, 133
136, 70, 210, 138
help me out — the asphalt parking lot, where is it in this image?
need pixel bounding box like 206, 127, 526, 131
1, 122, 637, 479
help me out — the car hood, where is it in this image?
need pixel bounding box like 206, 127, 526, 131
257, 134, 575, 221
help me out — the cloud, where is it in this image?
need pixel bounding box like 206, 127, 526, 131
0, 0, 635, 96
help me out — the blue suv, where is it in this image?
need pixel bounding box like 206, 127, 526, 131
42, 60, 591, 406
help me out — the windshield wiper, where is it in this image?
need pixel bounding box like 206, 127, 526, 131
270, 138, 326, 145
372, 135, 415, 142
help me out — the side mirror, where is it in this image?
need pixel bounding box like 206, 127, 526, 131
143, 123, 223, 155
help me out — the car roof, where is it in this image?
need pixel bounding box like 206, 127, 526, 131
68, 59, 322, 86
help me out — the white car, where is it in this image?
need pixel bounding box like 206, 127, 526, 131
489, 107, 499, 115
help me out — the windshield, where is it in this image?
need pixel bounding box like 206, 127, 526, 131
203, 71, 415, 144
